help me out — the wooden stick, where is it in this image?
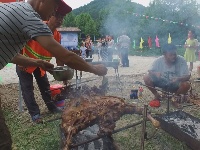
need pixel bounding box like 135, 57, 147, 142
147, 114, 160, 128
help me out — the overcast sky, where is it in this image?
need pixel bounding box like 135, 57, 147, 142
66, 0, 200, 9
65, 0, 151, 9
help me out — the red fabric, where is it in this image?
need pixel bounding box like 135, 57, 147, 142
149, 100, 160, 107
148, 37, 152, 48
57, 0, 72, 16
50, 84, 64, 97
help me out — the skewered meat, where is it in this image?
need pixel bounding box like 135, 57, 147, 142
61, 95, 143, 150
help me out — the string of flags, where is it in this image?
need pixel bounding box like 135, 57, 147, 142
128, 12, 200, 29
133, 33, 172, 49
126, 11, 182, 49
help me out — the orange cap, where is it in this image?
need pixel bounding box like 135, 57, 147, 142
56, 0, 72, 16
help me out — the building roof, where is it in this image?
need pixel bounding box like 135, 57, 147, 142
57, 27, 81, 32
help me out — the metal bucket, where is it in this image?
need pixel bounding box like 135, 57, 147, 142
51, 66, 74, 81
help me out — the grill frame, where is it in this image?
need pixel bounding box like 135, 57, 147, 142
155, 110, 200, 150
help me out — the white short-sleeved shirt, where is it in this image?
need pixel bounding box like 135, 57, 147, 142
149, 55, 190, 80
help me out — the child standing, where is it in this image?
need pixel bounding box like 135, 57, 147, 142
80, 42, 87, 59
184, 30, 198, 71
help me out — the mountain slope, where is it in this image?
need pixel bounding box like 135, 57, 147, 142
72, 0, 146, 20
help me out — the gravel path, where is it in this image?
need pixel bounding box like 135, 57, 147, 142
1, 54, 199, 85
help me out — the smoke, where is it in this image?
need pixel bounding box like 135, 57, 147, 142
100, 0, 145, 41
100, 0, 200, 46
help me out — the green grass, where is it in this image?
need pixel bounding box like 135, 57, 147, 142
4, 110, 61, 150
2, 75, 200, 150
3, 109, 195, 150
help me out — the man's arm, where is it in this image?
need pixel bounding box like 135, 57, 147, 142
171, 58, 191, 83
56, 59, 64, 66
148, 58, 161, 78
11, 54, 54, 70
172, 75, 190, 82
148, 70, 161, 78
35, 36, 107, 76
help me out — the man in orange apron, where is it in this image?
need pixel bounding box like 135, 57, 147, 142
16, 2, 69, 123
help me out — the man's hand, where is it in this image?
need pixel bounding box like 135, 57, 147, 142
36, 60, 54, 71
91, 64, 108, 76
170, 77, 178, 83
149, 71, 161, 78
11, 54, 54, 71
63, 80, 70, 85
154, 72, 161, 78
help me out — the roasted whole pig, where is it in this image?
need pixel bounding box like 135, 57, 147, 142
61, 95, 143, 149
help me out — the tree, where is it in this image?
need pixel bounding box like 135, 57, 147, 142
142, 0, 200, 44
75, 13, 97, 36
85, 19, 97, 36
69, 0, 200, 46
62, 13, 76, 27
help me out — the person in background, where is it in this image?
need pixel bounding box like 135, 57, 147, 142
143, 44, 190, 107
101, 36, 108, 61
85, 35, 93, 58
184, 30, 198, 71
96, 38, 102, 61
80, 42, 87, 59
117, 31, 131, 67
107, 35, 115, 61
0, 0, 107, 149
16, 3, 69, 124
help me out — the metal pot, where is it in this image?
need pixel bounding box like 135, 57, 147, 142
51, 66, 74, 81
85, 58, 93, 62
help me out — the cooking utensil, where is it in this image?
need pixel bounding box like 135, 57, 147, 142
134, 81, 174, 96
51, 66, 74, 81
85, 58, 93, 62
45, 79, 98, 93
147, 113, 160, 128
89, 61, 119, 69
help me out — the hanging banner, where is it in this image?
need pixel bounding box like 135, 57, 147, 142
155, 35, 160, 48
133, 40, 136, 49
139, 37, 144, 49
168, 33, 172, 44
131, 12, 200, 29
148, 36, 152, 48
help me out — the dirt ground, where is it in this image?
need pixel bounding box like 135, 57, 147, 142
1, 54, 200, 112
1, 55, 200, 150
1, 54, 200, 108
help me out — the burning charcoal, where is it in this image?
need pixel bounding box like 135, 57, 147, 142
61, 84, 108, 101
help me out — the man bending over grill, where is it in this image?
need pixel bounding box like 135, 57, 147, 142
0, 0, 107, 149
143, 44, 190, 107
16, 1, 71, 123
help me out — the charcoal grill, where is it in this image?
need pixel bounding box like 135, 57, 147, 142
59, 104, 160, 150
155, 110, 200, 150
